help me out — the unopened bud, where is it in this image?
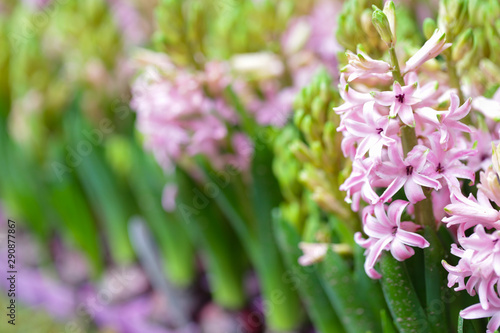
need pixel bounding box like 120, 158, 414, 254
452, 29, 474, 62
372, 7, 393, 45
383, 1, 397, 44
311, 97, 326, 124
293, 108, 306, 128
290, 141, 312, 164
423, 18, 437, 40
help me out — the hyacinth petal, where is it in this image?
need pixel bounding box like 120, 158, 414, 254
477, 281, 490, 310
404, 29, 451, 72
334, 102, 356, 114
415, 107, 439, 124
388, 143, 405, 166
442, 260, 469, 278
406, 146, 428, 170
393, 81, 403, 95
365, 220, 392, 239
404, 178, 426, 203
401, 82, 418, 96
342, 85, 374, 104
387, 200, 409, 226
460, 303, 498, 319
298, 243, 329, 266
449, 93, 460, 114
493, 255, 500, 277
390, 240, 414, 261
344, 119, 373, 137
449, 97, 472, 121
396, 229, 430, 248
354, 231, 372, 248
374, 202, 393, 227
379, 162, 403, 175
356, 135, 381, 158
380, 176, 407, 203
448, 121, 472, 133
447, 166, 474, 182
362, 181, 381, 204
364, 237, 392, 279
446, 192, 499, 222
372, 91, 395, 106
412, 173, 441, 190
398, 104, 415, 126
487, 313, 500, 333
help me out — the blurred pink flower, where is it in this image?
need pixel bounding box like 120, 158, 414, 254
131, 58, 252, 173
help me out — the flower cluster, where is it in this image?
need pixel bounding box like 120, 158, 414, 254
131, 51, 253, 173
239, 1, 342, 127
443, 142, 500, 332
335, 27, 476, 278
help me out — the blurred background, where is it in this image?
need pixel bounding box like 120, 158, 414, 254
3, 0, 498, 332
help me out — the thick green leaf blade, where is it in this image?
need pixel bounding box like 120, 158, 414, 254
274, 212, 345, 333
379, 253, 430, 333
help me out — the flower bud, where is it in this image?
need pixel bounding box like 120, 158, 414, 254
383, 1, 397, 44
311, 96, 326, 124
293, 108, 306, 129
452, 28, 474, 62
290, 141, 312, 164
372, 7, 393, 46
423, 18, 437, 40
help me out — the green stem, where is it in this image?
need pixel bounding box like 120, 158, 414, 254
444, 50, 465, 104
389, 46, 404, 85
390, 40, 448, 332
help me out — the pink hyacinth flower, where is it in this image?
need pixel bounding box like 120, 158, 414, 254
355, 200, 429, 279
443, 188, 500, 233
377, 144, 441, 204
422, 133, 476, 189
342, 49, 392, 83
404, 29, 451, 73
372, 81, 421, 126
340, 157, 380, 210
343, 101, 398, 159
416, 93, 472, 149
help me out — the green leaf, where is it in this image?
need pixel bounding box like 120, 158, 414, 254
128, 141, 196, 287
175, 167, 246, 309
381, 309, 398, 333
379, 253, 430, 333
320, 249, 380, 333
423, 226, 449, 333
274, 213, 345, 333
64, 106, 134, 265
251, 143, 303, 331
